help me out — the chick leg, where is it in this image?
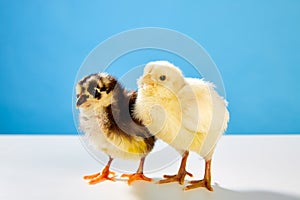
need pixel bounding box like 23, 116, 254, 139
83, 156, 116, 184
121, 157, 152, 185
158, 151, 193, 185
184, 159, 213, 191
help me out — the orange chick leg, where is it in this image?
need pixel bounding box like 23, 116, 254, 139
184, 159, 213, 191
83, 156, 116, 184
158, 151, 193, 185
121, 157, 152, 185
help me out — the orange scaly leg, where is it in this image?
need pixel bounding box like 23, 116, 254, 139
121, 157, 152, 185
83, 156, 116, 184
184, 159, 213, 191
158, 151, 193, 185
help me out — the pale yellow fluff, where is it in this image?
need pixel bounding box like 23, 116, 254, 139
134, 61, 229, 159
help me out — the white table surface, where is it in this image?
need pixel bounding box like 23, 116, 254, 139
0, 135, 299, 200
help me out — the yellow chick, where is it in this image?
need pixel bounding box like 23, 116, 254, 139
134, 61, 229, 191
76, 73, 155, 185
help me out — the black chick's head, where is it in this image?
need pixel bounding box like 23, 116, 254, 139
76, 73, 117, 108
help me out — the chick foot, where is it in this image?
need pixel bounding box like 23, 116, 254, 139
184, 179, 213, 191
121, 173, 152, 185
184, 159, 213, 191
121, 157, 152, 185
158, 151, 192, 185
158, 170, 193, 185
83, 165, 116, 185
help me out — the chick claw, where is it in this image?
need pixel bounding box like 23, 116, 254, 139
121, 173, 152, 185
83, 172, 101, 180
83, 167, 116, 184
184, 179, 213, 191
158, 170, 193, 185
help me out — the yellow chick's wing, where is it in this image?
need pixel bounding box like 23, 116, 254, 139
177, 78, 229, 158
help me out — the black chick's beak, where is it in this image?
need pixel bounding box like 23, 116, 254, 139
76, 95, 88, 108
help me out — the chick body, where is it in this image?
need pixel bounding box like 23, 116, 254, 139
134, 61, 229, 190
79, 94, 152, 160
76, 73, 155, 184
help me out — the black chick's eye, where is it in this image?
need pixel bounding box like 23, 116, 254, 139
93, 88, 101, 99
159, 75, 166, 81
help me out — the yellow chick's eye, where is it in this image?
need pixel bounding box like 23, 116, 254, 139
159, 75, 166, 81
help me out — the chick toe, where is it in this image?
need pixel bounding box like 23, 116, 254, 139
121, 173, 152, 185
83, 172, 101, 180
158, 169, 193, 185
184, 179, 213, 191
84, 165, 116, 184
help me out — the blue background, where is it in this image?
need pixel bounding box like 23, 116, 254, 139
1, 0, 299, 134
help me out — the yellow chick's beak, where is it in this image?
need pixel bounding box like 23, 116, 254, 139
141, 74, 155, 87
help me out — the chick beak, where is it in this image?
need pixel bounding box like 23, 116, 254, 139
142, 74, 155, 86
76, 95, 88, 108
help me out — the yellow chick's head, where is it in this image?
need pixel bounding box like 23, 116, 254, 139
138, 61, 186, 98
76, 73, 117, 109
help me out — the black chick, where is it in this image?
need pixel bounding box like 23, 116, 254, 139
76, 73, 155, 185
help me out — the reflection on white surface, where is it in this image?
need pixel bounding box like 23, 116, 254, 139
131, 181, 300, 200
0, 135, 300, 200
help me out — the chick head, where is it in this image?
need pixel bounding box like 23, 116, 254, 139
138, 61, 186, 98
76, 73, 117, 109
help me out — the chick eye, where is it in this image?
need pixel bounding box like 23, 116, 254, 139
93, 87, 101, 99
159, 75, 166, 81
